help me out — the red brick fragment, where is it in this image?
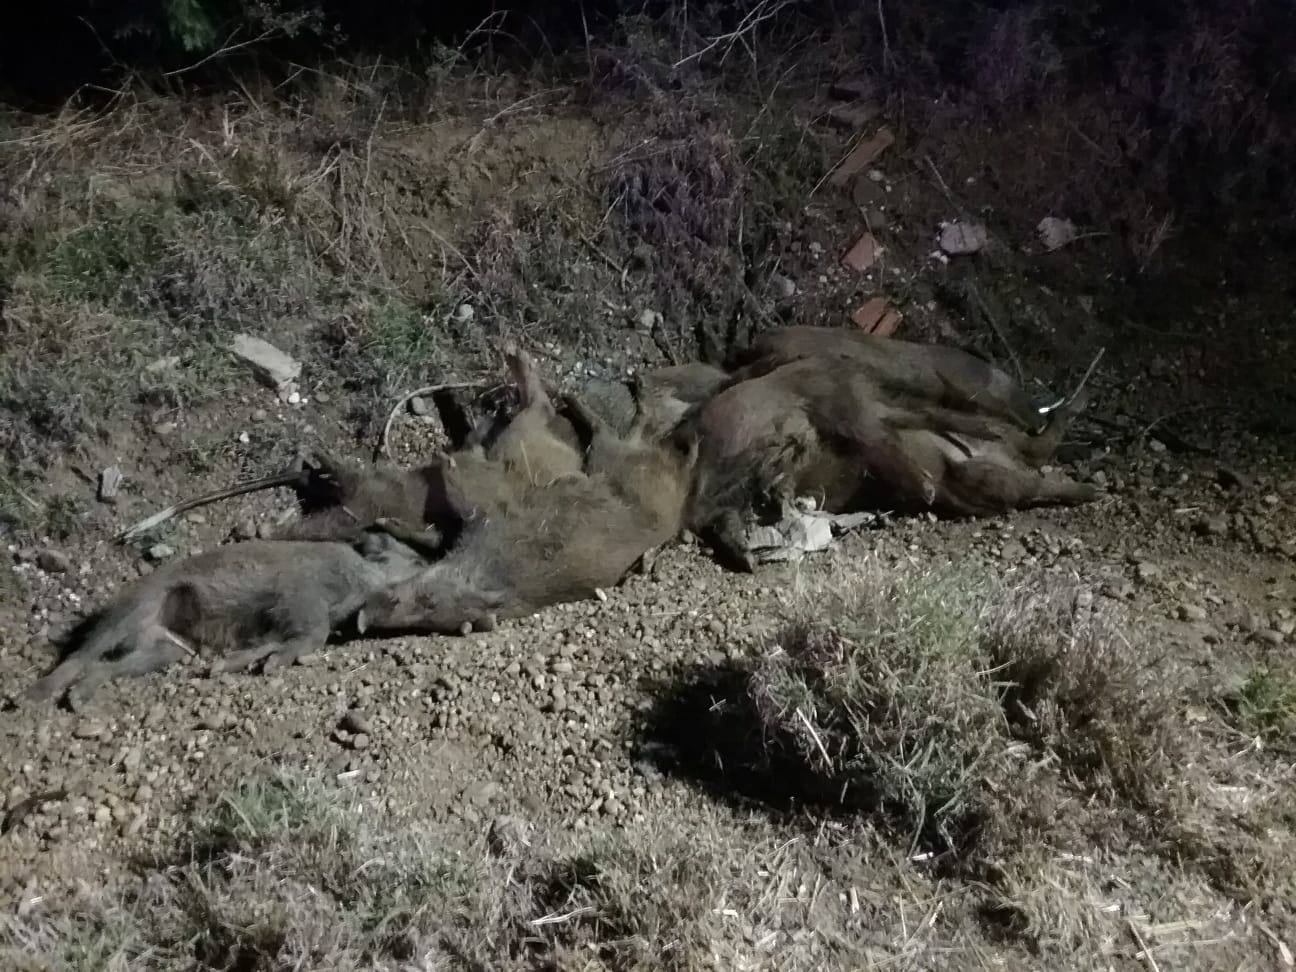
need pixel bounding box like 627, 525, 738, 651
851, 296, 903, 336
841, 232, 881, 272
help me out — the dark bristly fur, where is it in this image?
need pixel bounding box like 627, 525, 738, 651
356, 360, 700, 636
686, 331, 1096, 570
728, 326, 1046, 432
25, 532, 428, 706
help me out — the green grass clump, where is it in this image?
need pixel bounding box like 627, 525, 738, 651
1232, 667, 1296, 738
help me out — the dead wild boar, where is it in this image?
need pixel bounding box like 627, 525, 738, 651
684, 354, 1094, 569
25, 530, 428, 706
290, 348, 583, 539
114, 346, 584, 548
355, 424, 700, 635
730, 325, 1047, 433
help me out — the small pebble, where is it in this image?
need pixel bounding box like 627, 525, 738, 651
147, 544, 175, 562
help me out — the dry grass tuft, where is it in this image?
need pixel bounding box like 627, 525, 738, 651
738, 559, 1296, 956
748, 562, 1188, 861
1, 772, 517, 970
749, 564, 1006, 853
0, 776, 876, 971
984, 576, 1174, 803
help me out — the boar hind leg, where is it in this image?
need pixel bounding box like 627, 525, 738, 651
211, 629, 327, 676
210, 599, 330, 675
934, 366, 1041, 432
25, 656, 88, 704
560, 392, 628, 461
559, 393, 607, 438
945, 459, 1096, 513
368, 517, 446, 559
1024, 471, 1098, 508
503, 343, 553, 412
64, 632, 191, 709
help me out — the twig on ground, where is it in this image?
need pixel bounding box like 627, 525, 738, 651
924, 155, 965, 217
877, 0, 895, 74
1130, 406, 1218, 455
530, 906, 598, 927
808, 127, 872, 199
796, 707, 833, 768
575, 230, 628, 283
1128, 919, 1163, 972
376, 382, 484, 461
1067, 347, 1106, 404
466, 91, 556, 154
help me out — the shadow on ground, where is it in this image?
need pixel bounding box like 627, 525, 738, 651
631, 660, 876, 817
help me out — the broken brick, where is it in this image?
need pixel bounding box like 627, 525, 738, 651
851, 297, 903, 336
873, 307, 903, 337
841, 232, 882, 272
851, 297, 888, 331
829, 127, 895, 187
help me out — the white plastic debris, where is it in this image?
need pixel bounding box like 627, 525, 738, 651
1037, 215, 1078, 251
744, 500, 876, 564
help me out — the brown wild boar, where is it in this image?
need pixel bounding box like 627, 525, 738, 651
355, 422, 700, 635
25, 530, 428, 706
684, 353, 1094, 569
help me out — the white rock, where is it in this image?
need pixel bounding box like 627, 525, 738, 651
636, 309, 663, 331
938, 221, 989, 255
770, 273, 797, 298
1037, 215, 1078, 251
230, 334, 301, 390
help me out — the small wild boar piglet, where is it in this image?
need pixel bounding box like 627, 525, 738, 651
279, 346, 585, 540
356, 424, 700, 635
26, 531, 427, 706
